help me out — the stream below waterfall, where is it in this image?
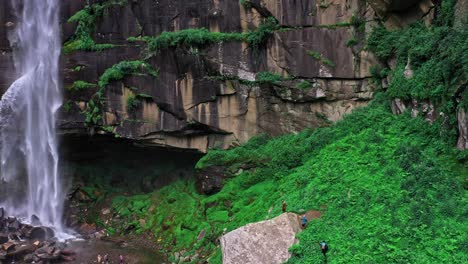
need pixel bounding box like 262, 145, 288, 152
65, 239, 166, 264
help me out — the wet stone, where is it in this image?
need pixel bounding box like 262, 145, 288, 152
0, 233, 8, 244
2, 241, 14, 251
23, 253, 34, 262
6, 243, 35, 257
7, 219, 19, 232
31, 214, 41, 226
29, 227, 55, 241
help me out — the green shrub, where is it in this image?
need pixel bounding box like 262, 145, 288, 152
306, 50, 321, 60
62, 100, 73, 113
98, 60, 157, 88
126, 94, 140, 113
350, 14, 366, 33
69, 80, 96, 91
306, 50, 335, 67
82, 60, 156, 126
346, 36, 358, 47
63, 0, 127, 53
144, 17, 279, 55
366, 0, 465, 135
239, 0, 253, 9
296, 80, 312, 90
255, 72, 283, 85
288, 244, 303, 257
322, 58, 335, 68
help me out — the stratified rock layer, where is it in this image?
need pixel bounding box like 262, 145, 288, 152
220, 213, 301, 264
2, 0, 460, 152
0, 0, 380, 152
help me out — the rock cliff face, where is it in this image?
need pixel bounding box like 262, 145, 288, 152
0, 0, 379, 152
0, 0, 464, 152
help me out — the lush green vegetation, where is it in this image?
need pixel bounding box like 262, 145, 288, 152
255, 72, 283, 85
68, 80, 96, 91
367, 0, 466, 111
126, 94, 140, 113
84, 92, 104, 126
98, 60, 157, 88
83, 60, 156, 126
239, 0, 253, 9
296, 80, 312, 90
63, 0, 127, 53
81, 1, 467, 263
107, 95, 467, 263
306, 50, 335, 68
132, 17, 279, 56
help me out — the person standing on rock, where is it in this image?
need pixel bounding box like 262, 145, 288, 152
97, 254, 102, 263
119, 254, 124, 264
282, 200, 287, 212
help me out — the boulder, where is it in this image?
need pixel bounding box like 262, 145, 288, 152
7, 219, 20, 232
0, 234, 8, 244
6, 243, 35, 257
30, 215, 42, 226
368, 0, 435, 28
29, 227, 55, 241
195, 166, 227, 195
221, 213, 302, 264
2, 241, 14, 251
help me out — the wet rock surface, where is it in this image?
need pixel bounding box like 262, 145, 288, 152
0, 210, 71, 263
0, 208, 165, 264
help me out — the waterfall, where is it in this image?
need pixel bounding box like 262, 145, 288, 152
0, 0, 63, 228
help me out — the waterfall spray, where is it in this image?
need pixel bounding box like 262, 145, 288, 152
0, 0, 63, 229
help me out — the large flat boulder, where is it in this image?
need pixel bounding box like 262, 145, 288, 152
221, 213, 301, 264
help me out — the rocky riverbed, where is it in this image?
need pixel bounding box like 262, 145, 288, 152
0, 208, 165, 264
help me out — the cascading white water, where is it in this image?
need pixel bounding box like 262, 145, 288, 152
0, 0, 63, 228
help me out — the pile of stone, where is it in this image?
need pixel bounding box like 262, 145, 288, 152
0, 208, 76, 263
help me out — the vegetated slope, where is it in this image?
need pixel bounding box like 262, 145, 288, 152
110, 96, 467, 263
107, 1, 467, 263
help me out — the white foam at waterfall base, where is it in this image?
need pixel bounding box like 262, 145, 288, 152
0, 0, 69, 237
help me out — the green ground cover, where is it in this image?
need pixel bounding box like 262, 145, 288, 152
109, 96, 467, 263
90, 1, 466, 263
63, 0, 127, 53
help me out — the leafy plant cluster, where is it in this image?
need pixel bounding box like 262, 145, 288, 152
98, 60, 157, 88
63, 0, 127, 53
84, 90, 105, 126
68, 80, 97, 91
366, 0, 466, 110
83, 60, 157, 126
132, 17, 279, 56
306, 50, 335, 68
296, 80, 312, 90
107, 96, 467, 263
126, 94, 140, 113
239, 0, 253, 9
319, 13, 366, 30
